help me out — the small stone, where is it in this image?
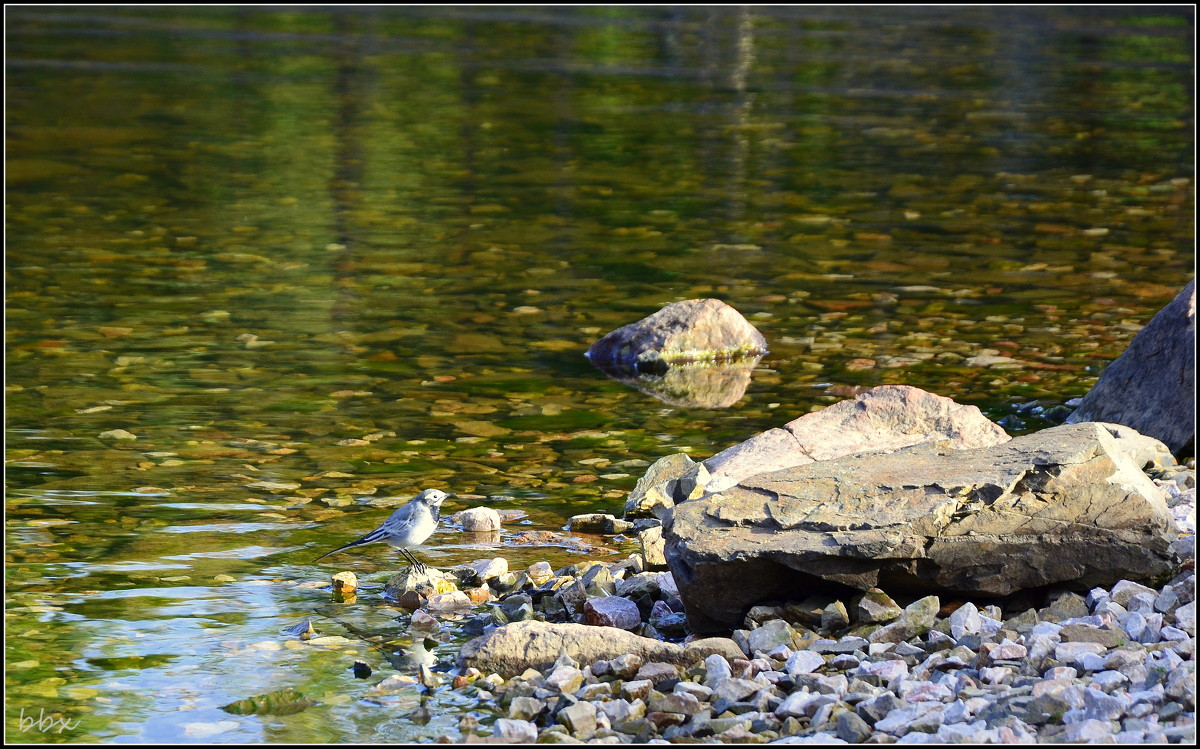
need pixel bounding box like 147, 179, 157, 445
786, 650, 825, 676
508, 696, 547, 721
898, 680, 953, 703
822, 601, 851, 631
1041, 592, 1090, 622
648, 690, 703, 716
1091, 671, 1130, 692
811, 637, 870, 655
1054, 641, 1107, 668
545, 664, 584, 694
638, 526, 668, 570
985, 640, 1028, 662
425, 590, 472, 613
527, 561, 554, 584
869, 596, 938, 644
703, 653, 733, 688
855, 588, 903, 624
331, 571, 358, 593
410, 609, 440, 631
742, 619, 799, 656
1112, 580, 1158, 607
1175, 601, 1195, 635
470, 557, 509, 582
583, 596, 642, 630
597, 698, 645, 732
924, 631, 953, 652
459, 507, 503, 532
621, 679, 653, 701
568, 513, 633, 535
557, 701, 598, 736
1086, 587, 1112, 610
713, 677, 761, 704
370, 673, 419, 693
856, 692, 902, 724
978, 666, 1012, 685
1060, 623, 1127, 648
775, 690, 824, 719
602, 653, 640, 681
858, 659, 908, 685
636, 661, 680, 687
949, 602, 982, 640
1127, 592, 1158, 614
99, 429, 138, 440
874, 702, 943, 735
578, 682, 612, 700
493, 718, 538, 743
836, 710, 873, 743
1120, 612, 1149, 642
1154, 587, 1180, 614
1065, 718, 1115, 742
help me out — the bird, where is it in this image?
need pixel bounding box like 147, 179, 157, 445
312, 488, 451, 572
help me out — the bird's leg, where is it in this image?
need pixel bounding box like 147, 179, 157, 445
401, 548, 427, 574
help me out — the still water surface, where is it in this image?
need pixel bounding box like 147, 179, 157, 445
5, 6, 1193, 743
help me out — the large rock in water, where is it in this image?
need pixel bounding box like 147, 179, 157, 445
456, 620, 743, 677
1066, 279, 1195, 457
586, 298, 768, 376
665, 422, 1179, 633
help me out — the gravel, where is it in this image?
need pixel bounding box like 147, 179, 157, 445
426, 464, 1195, 744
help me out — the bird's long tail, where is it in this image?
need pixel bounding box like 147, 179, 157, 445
312, 525, 390, 562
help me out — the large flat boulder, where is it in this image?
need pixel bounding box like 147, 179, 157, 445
665, 422, 1178, 633
1066, 279, 1195, 457
456, 620, 743, 677
703, 385, 1012, 493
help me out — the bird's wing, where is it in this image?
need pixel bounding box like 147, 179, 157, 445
386, 501, 420, 524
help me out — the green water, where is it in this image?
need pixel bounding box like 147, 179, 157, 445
5, 6, 1193, 743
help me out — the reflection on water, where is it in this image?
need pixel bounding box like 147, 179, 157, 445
592, 355, 766, 408
5, 5, 1193, 743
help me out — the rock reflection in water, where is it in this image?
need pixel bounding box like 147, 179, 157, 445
459, 530, 502, 545
591, 353, 764, 408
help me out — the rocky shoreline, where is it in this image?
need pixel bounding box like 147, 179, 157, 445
349, 461, 1197, 744
347, 287, 1196, 744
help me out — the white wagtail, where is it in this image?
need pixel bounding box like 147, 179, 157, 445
313, 488, 450, 572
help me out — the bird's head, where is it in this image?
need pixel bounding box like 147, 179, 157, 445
416, 488, 451, 508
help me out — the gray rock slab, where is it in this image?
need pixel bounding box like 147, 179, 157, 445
703, 385, 1011, 493
666, 422, 1178, 633
457, 620, 742, 677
